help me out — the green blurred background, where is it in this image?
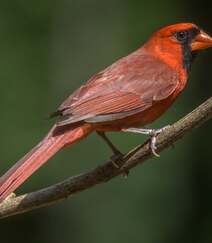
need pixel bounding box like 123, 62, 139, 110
0, 1, 212, 242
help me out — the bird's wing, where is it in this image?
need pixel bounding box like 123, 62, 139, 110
54, 51, 180, 126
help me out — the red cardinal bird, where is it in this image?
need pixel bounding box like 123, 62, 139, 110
0, 23, 212, 202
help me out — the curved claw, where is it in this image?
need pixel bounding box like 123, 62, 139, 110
150, 136, 160, 157
122, 125, 171, 158
149, 130, 161, 157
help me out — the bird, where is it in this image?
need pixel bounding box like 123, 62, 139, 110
0, 23, 212, 202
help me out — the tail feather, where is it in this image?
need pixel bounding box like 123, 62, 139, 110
0, 124, 92, 202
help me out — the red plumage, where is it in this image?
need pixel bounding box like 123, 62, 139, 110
0, 23, 212, 202
0, 124, 93, 200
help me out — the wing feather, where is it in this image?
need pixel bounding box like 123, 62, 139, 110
55, 50, 180, 126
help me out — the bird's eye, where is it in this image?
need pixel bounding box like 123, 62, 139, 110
175, 31, 188, 42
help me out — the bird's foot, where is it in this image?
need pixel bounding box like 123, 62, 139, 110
122, 125, 170, 157
110, 152, 123, 168
148, 125, 171, 156
110, 152, 129, 178
148, 130, 161, 157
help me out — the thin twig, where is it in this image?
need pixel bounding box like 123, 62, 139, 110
0, 97, 211, 219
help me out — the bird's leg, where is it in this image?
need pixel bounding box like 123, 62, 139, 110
97, 131, 129, 178
97, 131, 123, 168
122, 126, 170, 157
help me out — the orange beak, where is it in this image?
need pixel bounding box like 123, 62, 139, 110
191, 30, 212, 51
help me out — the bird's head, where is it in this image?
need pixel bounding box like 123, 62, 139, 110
144, 23, 212, 72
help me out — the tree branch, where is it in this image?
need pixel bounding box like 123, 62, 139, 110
0, 97, 212, 219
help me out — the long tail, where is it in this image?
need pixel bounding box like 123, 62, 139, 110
0, 124, 93, 202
